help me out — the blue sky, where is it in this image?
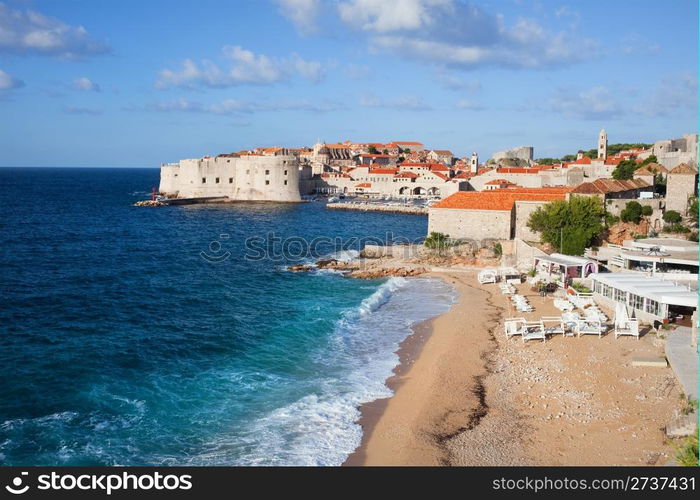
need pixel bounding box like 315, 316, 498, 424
0, 0, 697, 167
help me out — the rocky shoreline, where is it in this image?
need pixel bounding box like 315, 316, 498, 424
288, 257, 428, 279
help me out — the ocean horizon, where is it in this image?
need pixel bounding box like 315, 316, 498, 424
0, 167, 456, 466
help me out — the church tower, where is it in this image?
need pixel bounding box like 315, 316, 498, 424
470, 152, 479, 173
598, 129, 608, 159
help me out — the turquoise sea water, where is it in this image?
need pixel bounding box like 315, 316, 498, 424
0, 167, 456, 466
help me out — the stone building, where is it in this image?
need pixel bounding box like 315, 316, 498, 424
491, 146, 534, 165
652, 134, 698, 170
665, 163, 698, 214
466, 164, 583, 191
159, 153, 301, 202
427, 187, 572, 243
313, 163, 464, 198
426, 149, 454, 165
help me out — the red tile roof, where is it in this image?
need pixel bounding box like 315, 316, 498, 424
670, 163, 698, 174
356, 183, 372, 188
570, 178, 651, 194
369, 168, 399, 174
395, 171, 419, 178
431, 190, 568, 211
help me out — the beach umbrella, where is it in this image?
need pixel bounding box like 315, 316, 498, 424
614, 302, 628, 325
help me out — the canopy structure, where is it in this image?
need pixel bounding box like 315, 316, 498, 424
534, 253, 598, 283
589, 272, 697, 320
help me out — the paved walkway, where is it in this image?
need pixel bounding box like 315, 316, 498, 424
665, 326, 698, 401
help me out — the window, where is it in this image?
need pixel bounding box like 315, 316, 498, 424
215, 177, 220, 184
284, 170, 288, 175
265, 170, 270, 175
284, 180, 288, 185
645, 299, 660, 316
202, 177, 206, 183
614, 288, 625, 302
229, 178, 233, 184
628, 294, 643, 310
265, 180, 270, 185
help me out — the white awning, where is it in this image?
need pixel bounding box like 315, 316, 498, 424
590, 273, 697, 308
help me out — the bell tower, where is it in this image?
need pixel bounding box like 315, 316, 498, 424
598, 129, 608, 159
470, 152, 479, 173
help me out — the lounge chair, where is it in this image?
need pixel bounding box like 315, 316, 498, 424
541, 316, 566, 336
575, 319, 605, 338
522, 320, 546, 343
504, 317, 526, 338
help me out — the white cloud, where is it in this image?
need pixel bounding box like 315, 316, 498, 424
63, 105, 101, 115
437, 73, 481, 92
337, 0, 598, 69
636, 73, 698, 117
456, 99, 485, 111
549, 86, 623, 120
547, 74, 699, 121
155, 46, 324, 88
273, 0, 320, 34
343, 63, 371, 79
0, 68, 23, 90
619, 33, 660, 55
338, 0, 449, 33
73, 76, 100, 92
143, 97, 342, 114
0, 2, 109, 58
291, 53, 324, 82
359, 92, 431, 110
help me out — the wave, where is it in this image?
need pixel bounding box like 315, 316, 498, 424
212, 276, 456, 466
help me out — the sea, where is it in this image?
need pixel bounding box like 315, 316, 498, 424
0, 167, 456, 466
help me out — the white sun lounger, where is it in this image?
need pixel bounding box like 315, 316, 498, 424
504, 317, 526, 338
575, 319, 605, 338
522, 320, 546, 343
540, 316, 566, 336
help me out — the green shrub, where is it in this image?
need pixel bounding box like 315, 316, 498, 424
493, 242, 502, 257
424, 232, 450, 250
605, 214, 620, 227
641, 205, 653, 216
621, 201, 643, 223
664, 223, 691, 233
675, 434, 698, 467
663, 210, 682, 223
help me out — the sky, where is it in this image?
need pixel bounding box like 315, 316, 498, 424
0, 0, 697, 167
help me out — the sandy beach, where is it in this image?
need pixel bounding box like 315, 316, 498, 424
346, 270, 683, 466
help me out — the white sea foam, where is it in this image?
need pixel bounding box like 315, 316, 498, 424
211, 276, 457, 466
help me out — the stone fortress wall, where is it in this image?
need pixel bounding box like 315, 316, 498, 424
159, 155, 301, 202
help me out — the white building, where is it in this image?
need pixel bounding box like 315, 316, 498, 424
589, 272, 697, 324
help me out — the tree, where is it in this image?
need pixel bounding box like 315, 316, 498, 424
535, 158, 559, 165
611, 159, 638, 180
367, 145, 379, 154
689, 198, 698, 224
641, 205, 653, 217
620, 201, 643, 223
663, 210, 682, 224
561, 154, 577, 162
639, 154, 658, 166
527, 196, 605, 256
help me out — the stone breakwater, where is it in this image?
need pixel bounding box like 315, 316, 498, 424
133, 200, 166, 207
326, 203, 428, 215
